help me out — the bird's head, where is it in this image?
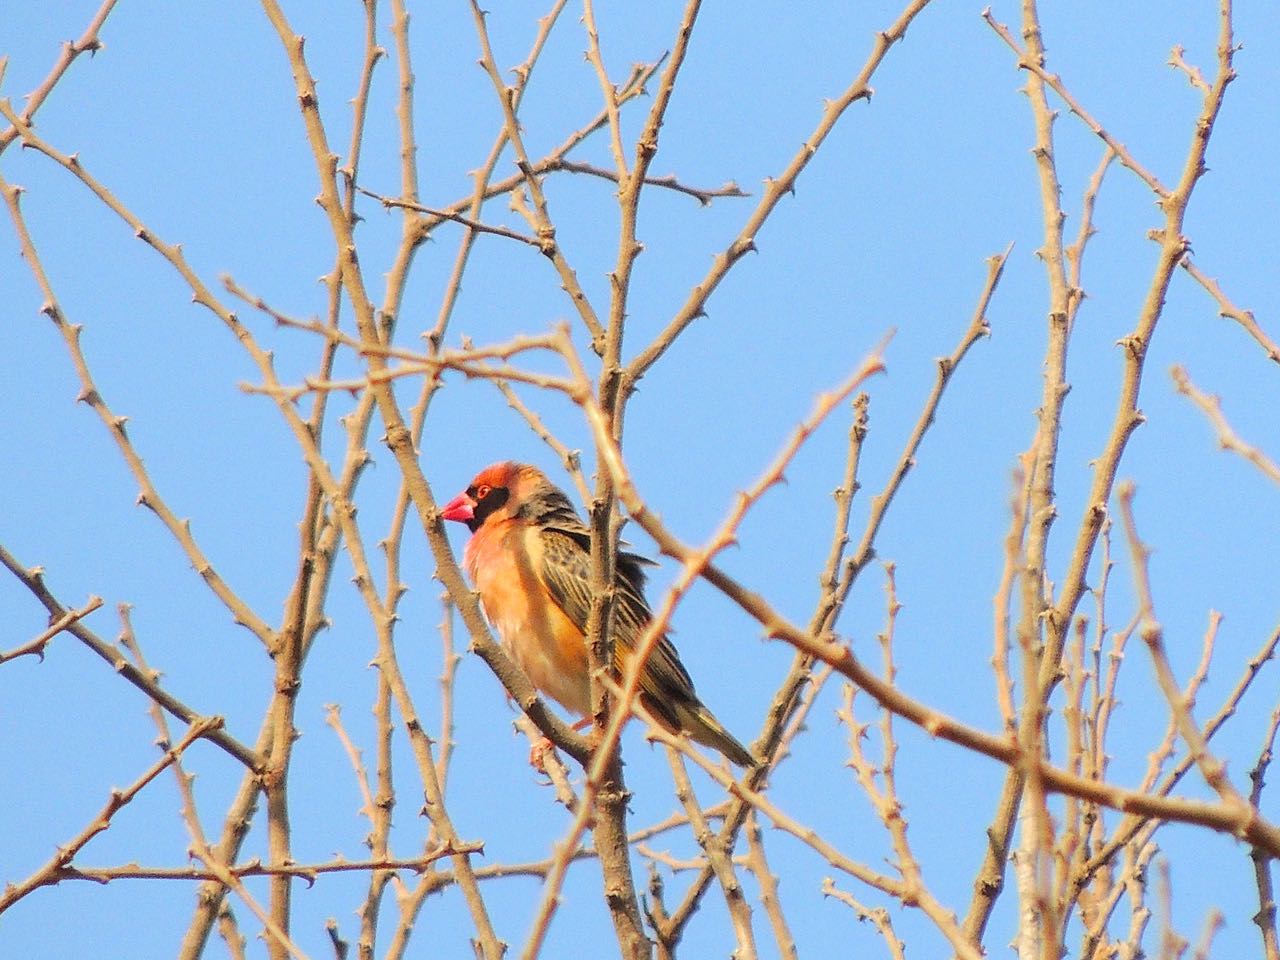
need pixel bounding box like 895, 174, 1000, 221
440, 461, 547, 533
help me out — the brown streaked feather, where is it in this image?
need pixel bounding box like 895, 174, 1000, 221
535, 525, 700, 729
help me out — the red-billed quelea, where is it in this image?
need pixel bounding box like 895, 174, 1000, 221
441, 461, 755, 767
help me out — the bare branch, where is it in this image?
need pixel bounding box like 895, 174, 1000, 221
1171, 366, 1280, 485
0, 594, 103, 663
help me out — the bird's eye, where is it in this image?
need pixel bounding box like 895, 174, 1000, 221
474, 484, 491, 500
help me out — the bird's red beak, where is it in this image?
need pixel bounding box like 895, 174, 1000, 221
440, 491, 476, 524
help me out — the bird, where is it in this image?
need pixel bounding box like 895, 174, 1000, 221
440, 461, 756, 768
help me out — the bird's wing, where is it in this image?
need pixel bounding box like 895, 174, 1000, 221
535, 525, 699, 721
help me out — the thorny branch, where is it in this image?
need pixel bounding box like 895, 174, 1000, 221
5, 3, 1277, 959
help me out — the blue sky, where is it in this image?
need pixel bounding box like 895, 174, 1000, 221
2, 2, 1278, 958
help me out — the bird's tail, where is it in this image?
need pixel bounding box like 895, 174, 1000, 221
676, 701, 757, 768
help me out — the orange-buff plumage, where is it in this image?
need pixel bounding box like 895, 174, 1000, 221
441, 461, 755, 767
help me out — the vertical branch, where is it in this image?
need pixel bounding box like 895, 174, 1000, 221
972, 0, 1238, 940
178, 736, 269, 959
993, 454, 1036, 735
662, 245, 1004, 945
580, 0, 626, 178
389, 0, 419, 206
665, 752, 757, 959
212, 6, 390, 937
611, 0, 702, 400
1047, 0, 1236, 646
578, 6, 710, 956
1055, 618, 1090, 921
626, 0, 934, 382
976, 6, 1088, 941
467, 0, 606, 349
1016, 0, 1074, 706
742, 811, 797, 960
255, 5, 511, 955
1116, 484, 1248, 812
264, 572, 305, 956
359, 670, 398, 957
1250, 709, 1280, 960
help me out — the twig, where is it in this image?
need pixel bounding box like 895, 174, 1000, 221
54, 848, 485, 885
0, 0, 118, 157
356, 186, 540, 246
1178, 259, 1280, 365
1168, 45, 1211, 94
217, 903, 248, 960
636, 846, 707, 873
992, 454, 1035, 733
666, 751, 757, 959
0, 595, 103, 663
493, 379, 591, 505
983, 10, 1168, 198
0, 718, 221, 913
1191, 911, 1225, 960
822, 879, 907, 960
1117, 482, 1249, 811
325, 705, 380, 833
0, 159, 276, 647
0, 544, 261, 769
627, 0, 936, 383
1171, 365, 1280, 485
1155, 862, 1188, 960
515, 714, 581, 813
580, 0, 626, 179
467, 0, 606, 350
547, 159, 746, 205
326, 920, 349, 960
742, 812, 797, 960
1249, 708, 1280, 960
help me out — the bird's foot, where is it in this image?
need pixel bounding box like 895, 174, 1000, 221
529, 736, 556, 774
529, 718, 595, 772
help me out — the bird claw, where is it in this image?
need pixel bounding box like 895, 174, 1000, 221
529, 736, 556, 774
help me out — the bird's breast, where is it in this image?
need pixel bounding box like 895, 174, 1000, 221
464, 522, 591, 716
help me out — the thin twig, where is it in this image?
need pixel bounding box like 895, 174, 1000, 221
1116, 482, 1250, 812
0, 718, 221, 912
1249, 708, 1280, 960
742, 812, 797, 960
626, 0, 936, 384
0, 544, 261, 769
1171, 366, 1280, 485
0, 0, 119, 157
54, 848, 485, 885
0, 595, 103, 663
